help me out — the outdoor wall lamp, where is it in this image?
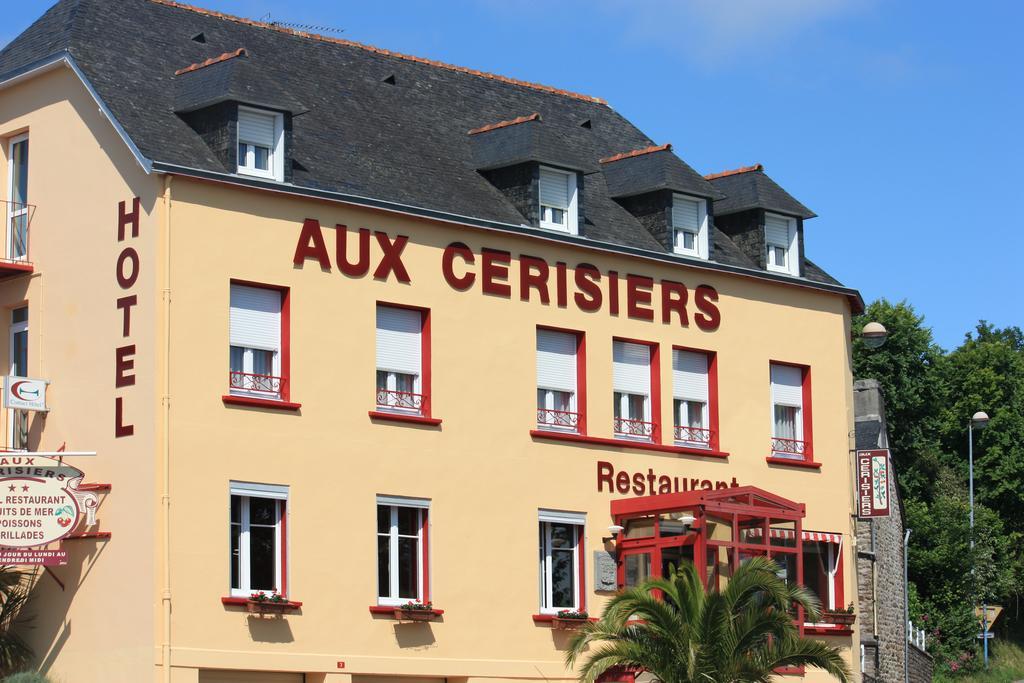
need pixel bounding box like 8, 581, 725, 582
603, 524, 624, 543
861, 321, 888, 349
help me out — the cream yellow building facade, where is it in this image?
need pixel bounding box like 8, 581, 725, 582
0, 2, 869, 682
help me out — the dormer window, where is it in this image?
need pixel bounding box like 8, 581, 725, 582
765, 213, 799, 276
539, 166, 578, 234
237, 106, 284, 181
672, 194, 708, 259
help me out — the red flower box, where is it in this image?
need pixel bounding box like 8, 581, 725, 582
822, 611, 856, 626
393, 608, 442, 622
551, 616, 589, 630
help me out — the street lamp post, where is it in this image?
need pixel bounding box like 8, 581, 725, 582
969, 410, 990, 667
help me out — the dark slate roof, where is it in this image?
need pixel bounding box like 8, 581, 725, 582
708, 166, 817, 219
600, 145, 724, 201
0, 0, 854, 298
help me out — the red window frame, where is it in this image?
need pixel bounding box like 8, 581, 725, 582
370, 302, 439, 425
611, 337, 661, 443
536, 325, 587, 435
767, 360, 814, 467
671, 346, 719, 453
222, 279, 298, 411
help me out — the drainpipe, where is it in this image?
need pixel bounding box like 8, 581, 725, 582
904, 529, 911, 683
161, 175, 173, 683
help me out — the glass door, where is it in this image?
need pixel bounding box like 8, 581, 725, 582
7, 135, 28, 261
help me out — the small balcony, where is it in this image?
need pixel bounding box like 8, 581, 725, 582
376, 388, 424, 415
0, 201, 33, 278
613, 417, 655, 441
770, 437, 807, 459
537, 408, 579, 432
229, 370, 286, 399
674, 425, 712, 448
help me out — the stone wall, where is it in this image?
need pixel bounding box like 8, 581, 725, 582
854, 379, 932, 682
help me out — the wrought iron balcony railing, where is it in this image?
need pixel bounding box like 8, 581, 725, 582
376, 389, 424, 413
536, 408, 579, 431
673, 425, 712, 447
770, 437, 807, 458
229, 371, 285, 398
613, 417, 655, 440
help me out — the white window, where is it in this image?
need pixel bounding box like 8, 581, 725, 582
672, 194, 708, 259
6, 134, 28, 261
539, 166, 578, 234
377, 495, 429, 606
613, 340, 652, 440
765, 213, 799, 276
237, 106, 284, 181
8, 306, 27, 450
770, 363, 804, 457
536, 329, 578, 431
672, 349, 709, 447
230, 481, 287, 597
538, 510, 584, 613
376, 305, 423, 412
229, 284, 282, 397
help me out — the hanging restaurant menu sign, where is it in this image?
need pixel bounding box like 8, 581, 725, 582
0, 454, 98, 565
856, 449, 891, 518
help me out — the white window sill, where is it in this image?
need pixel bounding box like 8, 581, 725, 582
236, 167, 281, 182
674, 441, 711, 449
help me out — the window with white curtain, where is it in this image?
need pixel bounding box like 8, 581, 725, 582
230, 481, 287, 597
613, 340, 652, 439
539, 166, 578, 234
376, 305, 423, 412
765, 213, 799, 276
672, 349, 709, 447
672, 194, 708, 259
770, 363, 804, 456
237, 106, 283, 180
229, 284, 282, 397
377, 496, 429, 606
536, 329, 578, 431
538, 510, 584, 613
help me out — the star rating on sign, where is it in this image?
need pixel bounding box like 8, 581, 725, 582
21, 485, 28, 492
6, 485, 14, 492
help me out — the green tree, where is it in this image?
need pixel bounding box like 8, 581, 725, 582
566, 557, 850, 683
852, 299, 945, 499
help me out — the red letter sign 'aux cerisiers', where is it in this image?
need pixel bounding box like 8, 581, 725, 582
294, 220, 720, 330
115, 198, 141, 438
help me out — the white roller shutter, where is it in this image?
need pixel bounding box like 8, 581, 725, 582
771, 364, 803, 407
540, 168, 571, 209
536, 330, 576, 393
672, 196, 700, 231
538, 509, 586, 525
613, 341, 650, 395
765, 214, 792, 247
238, 108, 276, 146
229, 284, 280, 351
673, 350, 708, 402
376, 306, 421, 375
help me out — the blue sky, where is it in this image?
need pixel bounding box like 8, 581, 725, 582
7, 1, 1023, 349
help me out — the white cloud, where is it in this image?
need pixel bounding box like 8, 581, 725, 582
602, 0, 866, 68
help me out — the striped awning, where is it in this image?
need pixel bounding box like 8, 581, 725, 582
740, 528, 842, 544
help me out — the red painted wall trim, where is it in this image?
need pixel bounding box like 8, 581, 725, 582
530, 430, 729, 459
368, 605, 445, 616
222, 395, 302, 411
769, 359, 814, 462
538, 324, 587, 435
421, 508, 430, 603
221, 596, 303, 608
368, 411, 442, 426
765, 456, 822, 470
613, 336, 661, 442
231, 279, 292, 402
377, 301, 433, 417
77, 483, 112, 492
280, 498, 289, 597
672, 345, 719, 451
835, 538, 845, 608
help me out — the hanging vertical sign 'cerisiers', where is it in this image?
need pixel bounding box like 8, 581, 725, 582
856, 449, 891, 518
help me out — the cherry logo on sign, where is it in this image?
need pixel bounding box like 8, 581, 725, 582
9, 381, 39, 401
